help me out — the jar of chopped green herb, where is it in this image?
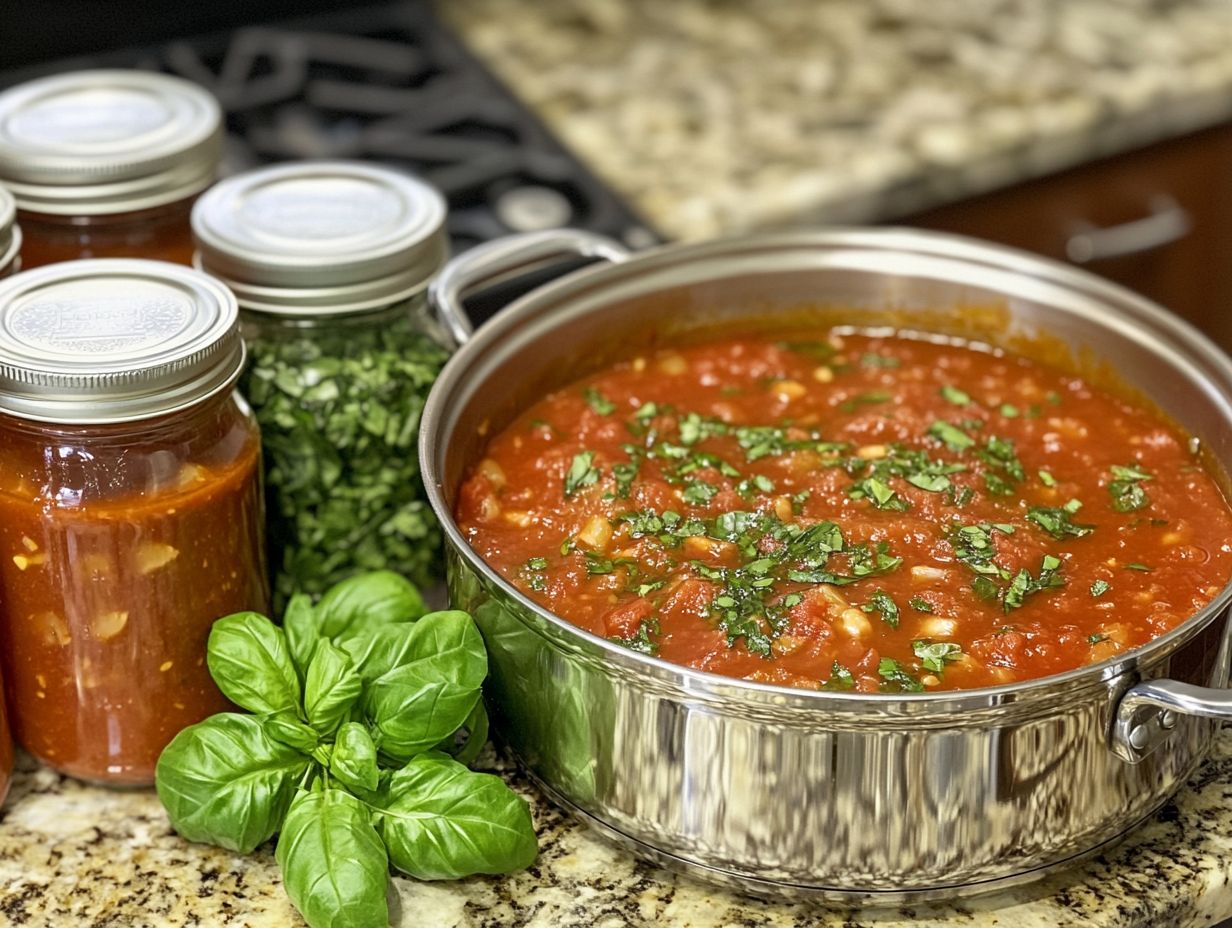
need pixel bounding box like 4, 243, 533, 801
192, 161, 451, 608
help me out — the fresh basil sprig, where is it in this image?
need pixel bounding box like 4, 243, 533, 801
156, 571, 537, 928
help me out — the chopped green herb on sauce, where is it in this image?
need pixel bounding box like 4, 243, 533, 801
611, 618, 661, 655
861, 589, 900, 628
940, 385, 971, 406
564, 451, 601, 497
878, 658, 923, 692
1109, 464, 1152, 512
929, 420, 975, 451
821, 660, 855, 690
584, 387, 616, 415
913, 640, 963, 674
1026, 500, 1094, 540
861, 352, 900, 369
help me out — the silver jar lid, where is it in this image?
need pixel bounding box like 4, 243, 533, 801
0, 70, 223, 216
192, 160, 448, 315
0, 186, 19, 273
0, 259, 242, 424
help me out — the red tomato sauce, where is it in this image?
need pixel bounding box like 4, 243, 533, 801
456, 331, 1232, 693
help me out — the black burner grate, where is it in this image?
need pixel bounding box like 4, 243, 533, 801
0, 2, 659, 255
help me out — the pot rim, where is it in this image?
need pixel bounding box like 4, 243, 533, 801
421, 226, 1232, 712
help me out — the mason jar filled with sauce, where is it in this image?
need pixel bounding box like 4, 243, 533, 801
0, 70, 221, 269
0, 668, 11, 806
0, 186, 21, 279
0, 259, 268, 785
192, 161, 450, 608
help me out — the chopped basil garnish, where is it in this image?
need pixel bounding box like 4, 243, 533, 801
584, 552, 636, 576
610, 618, 661, 655
1002, 555, 1065, 612
564, 451, 601, 497
861, 589, 900, 628
913, 640, 963, 674
861, 352, 900, 369
734, 425, 845, 462
940, 385, 971, 406
1108, 464, 1152, 512
1026, 499, 1094, 540
821, 660, 855, 691
1090, 579, 1110, 597
1125, 562, 1153, 572
584, 387, 616, 415
878, 658, 923, 692
736, 474, 775, 499
612, 457, 640, 499
977, 435, 1025, 485
850, 475, 907, 511
929, 420, 975, 451
908, 596, 934, 613
521, 557, 549, 592
845, 445, 967, 509
838, 391, 893, 413
947, 522, 1015, 577
682, 478, 719, 505
1038, 469, 1057, 487
778, 339, 836, 360
948, 524, 1063, 612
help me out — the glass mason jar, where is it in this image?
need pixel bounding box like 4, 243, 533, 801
0, 70, 221, 269
0, 185, 20, 278
0, 259, 268, 785
0, 667, 11, 807
193, 161, 450, 608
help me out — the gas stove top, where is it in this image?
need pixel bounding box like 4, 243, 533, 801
0, 1, 659, 257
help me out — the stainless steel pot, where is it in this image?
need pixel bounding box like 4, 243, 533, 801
420, 227, 1232, 902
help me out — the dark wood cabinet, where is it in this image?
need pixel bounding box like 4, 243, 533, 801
904, 123, 1232, 350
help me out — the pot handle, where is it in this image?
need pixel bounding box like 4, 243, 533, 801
429, 229, 631, 346
1111, 678, 1232, 764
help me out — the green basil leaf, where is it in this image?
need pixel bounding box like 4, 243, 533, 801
364, 611, 488, 762
315, 570, 427, 644
337, 622, 421, 682
436, 699, 489, 767
330, 722, 379, 793
276, 788, 390, 928
156, 713, 312, 853
303, 640, 363, 735
284, 593, 319, 679
206, 612, 301, 716
263, 711, 321, 754
373, 753, 537, 880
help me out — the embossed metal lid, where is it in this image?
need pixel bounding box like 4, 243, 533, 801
0, 70, 223, 216
192, 161, 448, 315
0, 186, 19, 274
0, 259, 242, 423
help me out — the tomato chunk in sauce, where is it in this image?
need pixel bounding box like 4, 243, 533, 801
456, 331, 1232, 693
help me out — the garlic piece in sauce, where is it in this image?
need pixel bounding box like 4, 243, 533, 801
135, 543, 180, 575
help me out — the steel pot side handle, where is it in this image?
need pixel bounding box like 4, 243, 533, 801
429, 228, 631, 347
1112, 678, 1232, 764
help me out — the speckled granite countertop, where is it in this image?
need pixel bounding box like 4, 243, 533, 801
2, 731, 1232, 927
443, 0, 1232, 241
